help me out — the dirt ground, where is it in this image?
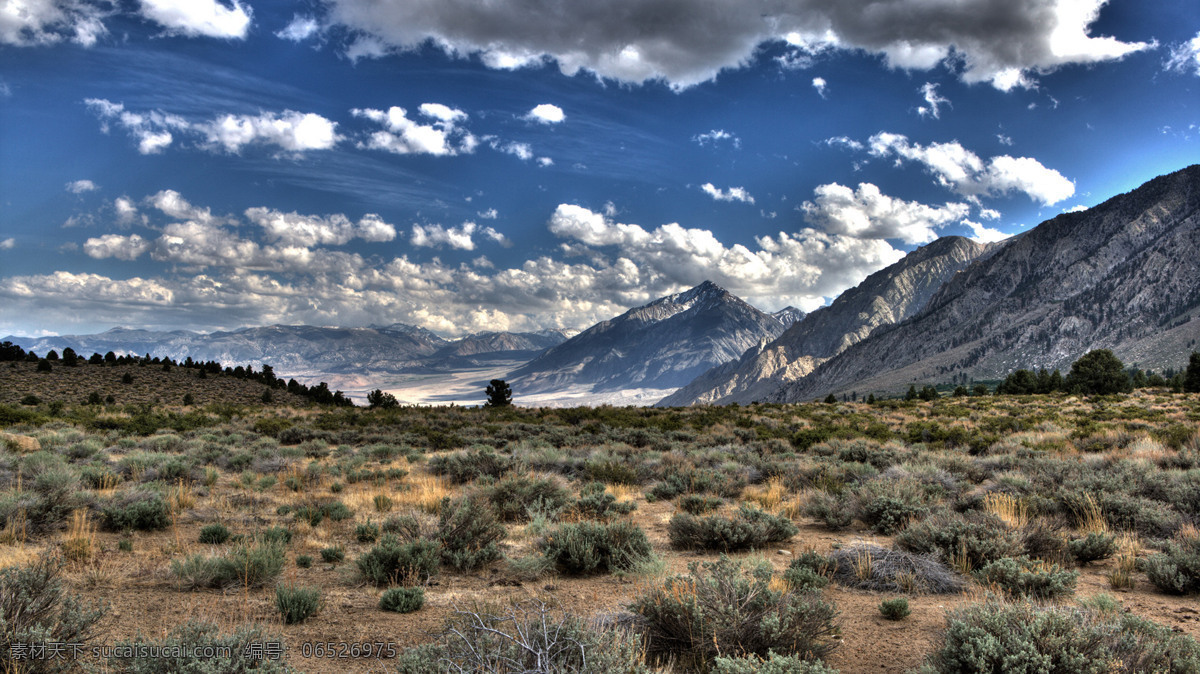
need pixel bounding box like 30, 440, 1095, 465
30, 496, 1199, 674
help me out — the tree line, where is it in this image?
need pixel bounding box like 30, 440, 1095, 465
0, 341, 353, 407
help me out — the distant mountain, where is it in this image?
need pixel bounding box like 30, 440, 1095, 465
433, 330, 570, 358
507, 281, 788, 395
772, 306, 807, 329
659, 235, 993, 406
768, 164, 1200, 402
4, 324, 569, 378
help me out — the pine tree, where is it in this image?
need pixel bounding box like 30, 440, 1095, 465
1065, 349, 1131, 395
905, 385, 918, 401
823, 393, 838, 404
1184, 352, 1200, 394
485, 379, 513, 407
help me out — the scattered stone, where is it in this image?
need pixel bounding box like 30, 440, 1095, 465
0, 433, 39, 452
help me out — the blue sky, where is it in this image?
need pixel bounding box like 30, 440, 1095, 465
1, 0, 1197, 338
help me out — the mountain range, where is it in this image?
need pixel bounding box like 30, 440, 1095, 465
8, 165, 1199, 406
658, 236, 995, 406
763, 163, 1200, 402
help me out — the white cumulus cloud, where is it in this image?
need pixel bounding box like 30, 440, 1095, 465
812, 77, 827, 97
245, 208, 397, 247
866, 132, 1075, 205
353, 105, 476, 156
801, 183, 971, 245
526, 103, 565, 124
84, 233, 152, 261
693, 129, 740, 148
0, 238, 14, 250
86, 99, 338, 155
137, 0, 252, 40
0, 0, 107, 47
320, 0, 1151, 90
410, 222, 506, 250
701, 183, 755, 204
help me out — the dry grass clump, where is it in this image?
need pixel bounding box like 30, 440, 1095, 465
828, 544, 965, 594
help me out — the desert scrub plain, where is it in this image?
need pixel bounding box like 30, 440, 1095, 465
3, 359, 1200, 672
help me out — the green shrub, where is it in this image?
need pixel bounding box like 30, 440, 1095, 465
921, 600, 1200, 673
1144, 536, 1200, 594
275, 583, 321, 624
487, 474, 573, 522
783, 551, 833, 592
198, 523, 231, 544
714, 652, 840, 674
379, 586, 424, 613
677, 493, 722, 515
974, 557, 1078, 599
804, 492, 854, 530
633, 556, 838, 670
668, 505, 798, 552
296, 555, 313, 569
356, 521, 380, 543
1068, 532, 1118, 565
108, 620, 288, 673
171, 541, 286, 590
437, 495, 505, 571
896, 511, 1021, 570
101, 491, 171, 531
428, 448, 513, 483
0, 553, 106, 667
320, 545, 345, 564
879, 597, 910, 621
539, 521, 652, 575
573, 481, 637, 520
258, 526, 290, 546
355, 535, 441, 586
856, 480, 928, 535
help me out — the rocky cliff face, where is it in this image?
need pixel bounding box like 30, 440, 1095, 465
506, 281, 788, 394
769, 164, 1200, 402
659, 236, 992, 406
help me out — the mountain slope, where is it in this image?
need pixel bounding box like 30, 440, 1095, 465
769, 164, 1200, 402
506, 281, 787, 394
659, 235, 992, 406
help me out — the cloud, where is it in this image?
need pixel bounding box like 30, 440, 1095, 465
148, 189, 221, 225
5, 190, 929, 336
86, 98, 187, 154
489, 139, 533, 161
477, 208, 498, 220
86, 99, 338, 155
245, 208, 397, 246
410, 222, 506, 250
1165, 32, 1200, 76
276, 14, 319, 41
66, 179, 98, 193
811, 77, 827, 97
353, 105, 476, 156
84, 233, 151, 260
0, 238, 14, 250
526, 103, 565, 124
0, 0, 106, 47
199, 110, 340, 153
114, 197, 142, 225
137, 0, 252, 40
866, 132, 1074, 205
801, 182, 971, 245
693, 129, 740, 148
536, 156, 554, 167
963, 220, 1010, 244
701, 183, 755, 204
320, 0, 1151, 90
917, 82, 949, 119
